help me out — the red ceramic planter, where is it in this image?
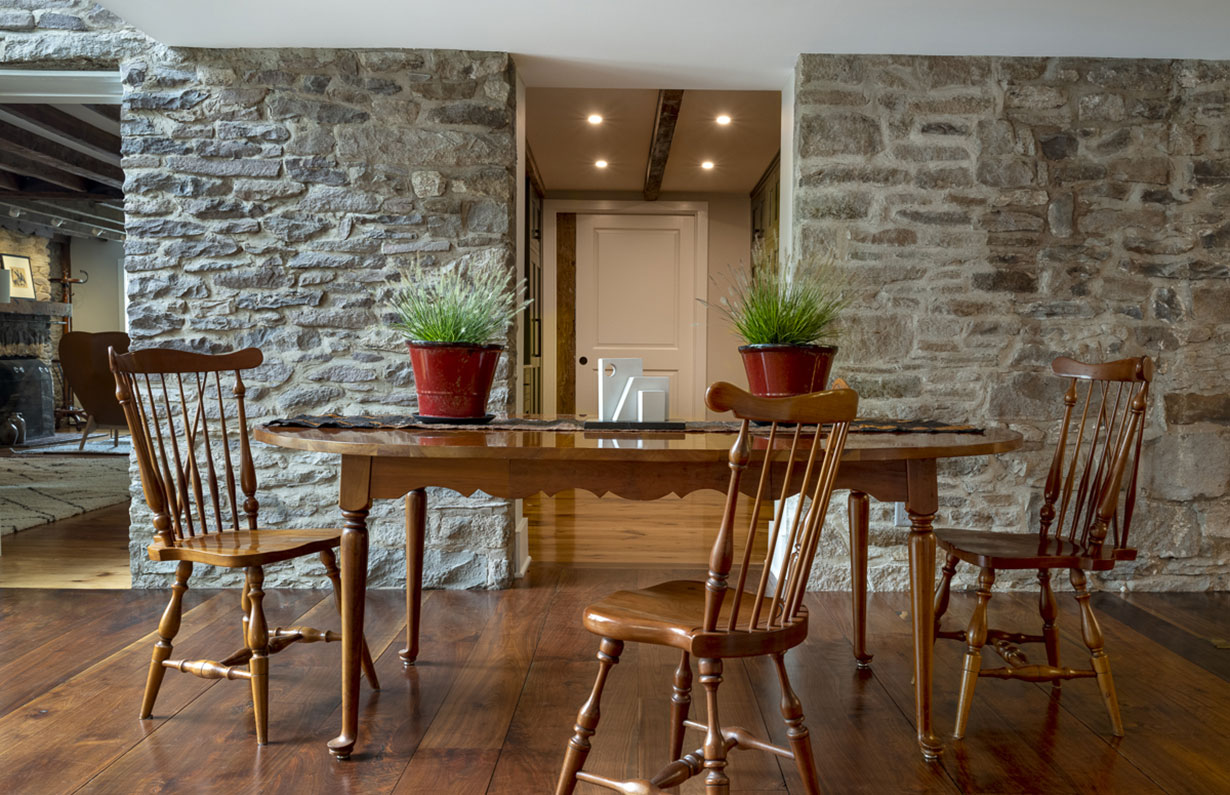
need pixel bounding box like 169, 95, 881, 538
739, 344, 837, 398
407, 342, 502, 418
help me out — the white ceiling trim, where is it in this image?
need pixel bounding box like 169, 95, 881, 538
0, 71, 123, 103
100, 1, 1230, 89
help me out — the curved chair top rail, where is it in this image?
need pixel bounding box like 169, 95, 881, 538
109, 346, 263, 376
705, 381, 859, 425
1051, 356, 1153, 384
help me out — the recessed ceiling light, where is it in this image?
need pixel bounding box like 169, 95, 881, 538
701, 161, 715, 170
595, 159, 608, 168
716, 114, 732, 125
587, 114, 603, 124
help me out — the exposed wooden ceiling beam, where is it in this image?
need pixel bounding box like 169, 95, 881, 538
0, 151, 87, 192
0, 170, 17, 191
642, 89, 684, 202
0, 104, 122, 166
0, 186, 123, 201
0, 118, 123, 188
84, 104, 121, 123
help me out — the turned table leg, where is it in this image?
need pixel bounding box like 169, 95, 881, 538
400, 488, 427, 667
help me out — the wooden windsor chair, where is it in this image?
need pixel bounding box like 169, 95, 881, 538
555, 381, 859, 795
932, 355, 1153, 740
109, 346, 379, 745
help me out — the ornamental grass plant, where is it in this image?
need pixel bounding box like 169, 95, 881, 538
390, 261, 529, 346
714, 230, 848, 347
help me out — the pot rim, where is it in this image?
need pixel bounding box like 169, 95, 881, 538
738, 343, 838, 353
406, 340, 504, 352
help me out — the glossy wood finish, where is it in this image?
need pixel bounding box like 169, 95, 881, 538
934, 356, 1153, 743
59, 330, 129, 449
256, 411, 1020, 760
557, 384, 857, 794
2, 580, 1229, 793
109, 346, 379, 745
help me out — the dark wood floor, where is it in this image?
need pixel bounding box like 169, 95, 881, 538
2, 567, 1229, 794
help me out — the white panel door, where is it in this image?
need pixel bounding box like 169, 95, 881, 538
575, 213, 701, 419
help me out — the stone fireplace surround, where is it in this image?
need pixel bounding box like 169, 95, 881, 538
1, 2, 1225, 592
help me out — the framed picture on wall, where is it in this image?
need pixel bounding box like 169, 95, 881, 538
2, 254, 35, 300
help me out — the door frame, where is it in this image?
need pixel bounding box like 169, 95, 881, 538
542, 199, 709, 416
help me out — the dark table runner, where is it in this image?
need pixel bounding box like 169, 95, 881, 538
265, 414, 982, 435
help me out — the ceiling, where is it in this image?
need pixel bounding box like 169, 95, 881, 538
527, 89, 780, 193
0, 103, 124, 241
104, 0, 1230, 89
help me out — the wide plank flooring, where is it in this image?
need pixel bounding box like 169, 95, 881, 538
2, 570, 1228, 793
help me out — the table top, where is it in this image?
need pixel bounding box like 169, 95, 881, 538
254, 422, 1023, 464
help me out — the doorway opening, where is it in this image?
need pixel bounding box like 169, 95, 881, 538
522, 85, 781, 565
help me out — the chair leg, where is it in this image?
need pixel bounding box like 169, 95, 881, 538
1038, 569, 1060, 687
1071, 568, 1124, 737
933, 553, 959, 637
246, 566, 270, 745
140, 560, 192, 719
773, 652, 820, 795
699, 657, 729, 795
669, 651, 692, 763
321, 549, 380, 690
555, 637, 623, 795
77, 416, 95, 451
954, 567, 994, 740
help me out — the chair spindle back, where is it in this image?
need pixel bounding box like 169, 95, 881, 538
1038, 356, 1153, 555
110, 347, 264, 546
703, 382, 859, 634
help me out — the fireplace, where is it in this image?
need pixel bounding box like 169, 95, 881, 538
0, 300, 72, 444
0, 357, 53, 441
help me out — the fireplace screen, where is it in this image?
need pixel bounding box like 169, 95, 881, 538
0, 357, 54, 441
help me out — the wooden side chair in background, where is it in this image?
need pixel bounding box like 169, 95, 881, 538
555, 381, 858, 795
110, 346, 379, 745
933, 355, 1153, 739
60, 330, 130, 449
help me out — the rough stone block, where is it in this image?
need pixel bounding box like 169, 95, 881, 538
166, 155, 281, 178
798, 113, 883, 157
1144, 430, 1230, 500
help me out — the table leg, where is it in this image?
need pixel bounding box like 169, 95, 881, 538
906, 457, 943, 761
400, 488, 426, 667
848, 491, 872, 668
330, 457, 371, 761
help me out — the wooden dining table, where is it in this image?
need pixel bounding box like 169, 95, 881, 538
253, 420, 1022, 762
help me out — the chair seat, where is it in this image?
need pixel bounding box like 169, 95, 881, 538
582, 580, 808, 658
148, 528, 341, 567
936, 527, 1136, 571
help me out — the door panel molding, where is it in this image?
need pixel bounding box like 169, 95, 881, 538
542, 200, 709, 417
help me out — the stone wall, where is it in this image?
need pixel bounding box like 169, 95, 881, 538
794, 54, 1230, 591
0, 0, 156, 67
119, 47, 519, 588
2, 6, 521, 589
0, 226, 66, 407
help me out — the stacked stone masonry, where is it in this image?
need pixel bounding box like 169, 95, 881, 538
116, 48, 519, 589
795, 54, 1230, 591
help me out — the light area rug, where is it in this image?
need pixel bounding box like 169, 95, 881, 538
10, 432, 132, 457
0, 455, 130, 536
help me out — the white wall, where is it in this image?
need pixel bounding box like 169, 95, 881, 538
68, 238, 124, 333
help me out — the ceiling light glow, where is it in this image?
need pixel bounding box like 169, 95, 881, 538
701, 161, 715, 170
595, 159, 608, 168
587, 114, 603, 124
716, 114, 732, 125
